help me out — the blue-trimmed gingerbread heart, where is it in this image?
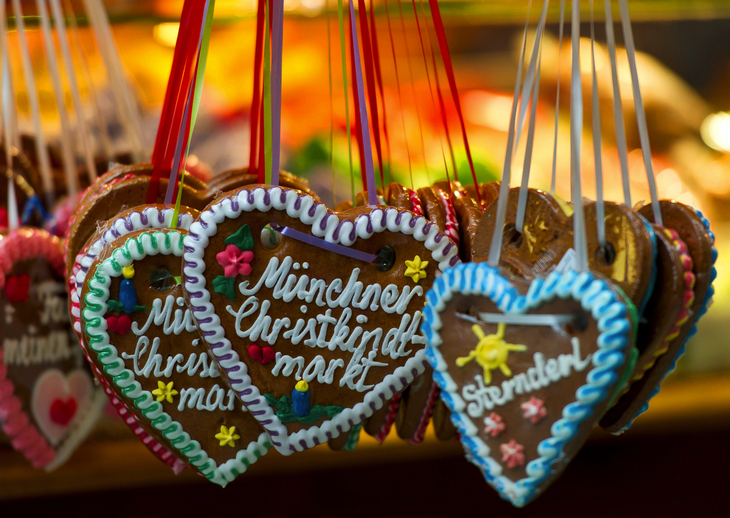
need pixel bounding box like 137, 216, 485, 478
422, 263, 635, 507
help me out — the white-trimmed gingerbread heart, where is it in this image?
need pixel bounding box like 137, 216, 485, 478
422, 262, 635, 506
183, 185, 460, 454
0, 227, 106, 470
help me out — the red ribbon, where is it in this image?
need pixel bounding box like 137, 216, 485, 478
249, 0, 266, 181
369, 0, 391, 182
148, 0, 207, 204
428, 0, 481, 206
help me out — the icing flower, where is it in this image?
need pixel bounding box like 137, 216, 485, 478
456, 323, 527, 384
216, 244, 254, 278
215, 425, 241, 447
404, 255, 428, 283
521, 396, 547, 424
483, 412, 506, 437
500, 439, 526, 468
152, 381, 179, 404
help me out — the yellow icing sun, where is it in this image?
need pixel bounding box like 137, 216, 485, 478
456, 323, 527, 384
152, 381, 178, 403
215, 425, 241, 447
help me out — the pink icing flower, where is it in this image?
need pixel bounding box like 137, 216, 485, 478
484, 412, 506, 437
521, 396, 547, 424
216, 244, 254, 277
500, 439, 525, 468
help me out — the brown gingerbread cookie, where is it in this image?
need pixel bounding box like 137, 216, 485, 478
79, 228, 271, 485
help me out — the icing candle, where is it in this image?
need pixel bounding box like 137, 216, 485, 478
292, 380, 310, 417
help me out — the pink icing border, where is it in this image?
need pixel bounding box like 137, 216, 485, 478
0, 228, 64, 468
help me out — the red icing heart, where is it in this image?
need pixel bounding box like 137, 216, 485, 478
107, 315, 132, 336
248, 344, 275, 365
5, 274, 30, 303
50, 398, 78, 426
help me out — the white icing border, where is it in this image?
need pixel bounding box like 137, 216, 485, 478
182, 186, 460, 454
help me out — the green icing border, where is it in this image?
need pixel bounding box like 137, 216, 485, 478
81, 230, 271, 487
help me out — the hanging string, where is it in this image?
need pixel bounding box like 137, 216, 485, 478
549, 0, 566, 195
369, 0, 392, 185
270, 0, 284, 186
263, 0, 273, 183
336, 0, 355, 202
570, 0, 588, 272
12, 0, 55, 207
327, 0, 335, 206
250, 0, 265, 181
1, 1, 18, 230
349, 0, 377, 206
428, 0, 480, 205
49, 0, 98, 185
515, 40, 543, 233
63, 0, 113, 160
604, 0, 631, 207
357, 0, 385, 188
383, 0, 413, 189
349, 26, 368, 192
411, 0, 451, 191
617, 0, 662, 226
395, 0, 430, 183
37, 0, 79, 199
82, 0, 145, 161
487, 0, 536, 267
590, 0, 607, 247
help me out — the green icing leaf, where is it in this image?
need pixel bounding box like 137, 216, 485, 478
225, 224, 255, 251
263, 394, 343, 425
106, 300, 147, 313
212, 275, 236, 301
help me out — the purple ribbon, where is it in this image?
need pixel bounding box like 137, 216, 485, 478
269, 222, 377, 263
271, 0, 284, 186
348, 0, 377, 206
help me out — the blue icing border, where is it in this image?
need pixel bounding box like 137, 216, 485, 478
619, 209, 718, 433
422, 263, 632, 507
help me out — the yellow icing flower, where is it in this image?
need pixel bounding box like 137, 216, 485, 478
404, 255, 428, 283
215, 425, 241, 447
152, 381, 178, 403
456, 323, 527, 384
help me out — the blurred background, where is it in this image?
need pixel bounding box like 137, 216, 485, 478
2, 0, 730, 515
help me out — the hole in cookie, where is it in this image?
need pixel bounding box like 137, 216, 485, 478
374, 246, 396, 272
503, 223, 523, 248
150, 267, 175, 292
595, 243, 616, 266
261, 224, 282, 250
568, 312, 589, 333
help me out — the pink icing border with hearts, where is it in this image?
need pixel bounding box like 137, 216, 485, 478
0, 228, 64, 468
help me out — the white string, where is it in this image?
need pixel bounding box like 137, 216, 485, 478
49, 0, 98, 184
513, 10, 546, 157
82, 0, 145, 162
456, 311, 577, 327
570, 0, 588, 272
64, 0, 113, 159
590, 0, 606, 247
487, 0, 536, 266
36, 0, 79, 198
604, 0, 631, 207
1, 1, 19, 230
617, 0, 662, 226
13, 0, 56, 207
549, 0, 566, 195
515, 44, 543, 232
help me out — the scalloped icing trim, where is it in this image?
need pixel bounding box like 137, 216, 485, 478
82, 230, 271, 486
0, 228, 105, 469
619, 208, 718, 433
183, 185, 461, 454
422, 263, 632, 507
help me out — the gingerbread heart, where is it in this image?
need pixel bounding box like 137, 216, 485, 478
423, 263, 635, 506
0, 228, 106, 470
80, 228, 271, 486
600, 201, 716, 433
183, 185, 460, 453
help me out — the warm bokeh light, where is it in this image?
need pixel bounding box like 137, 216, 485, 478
152, 22, 180, 48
